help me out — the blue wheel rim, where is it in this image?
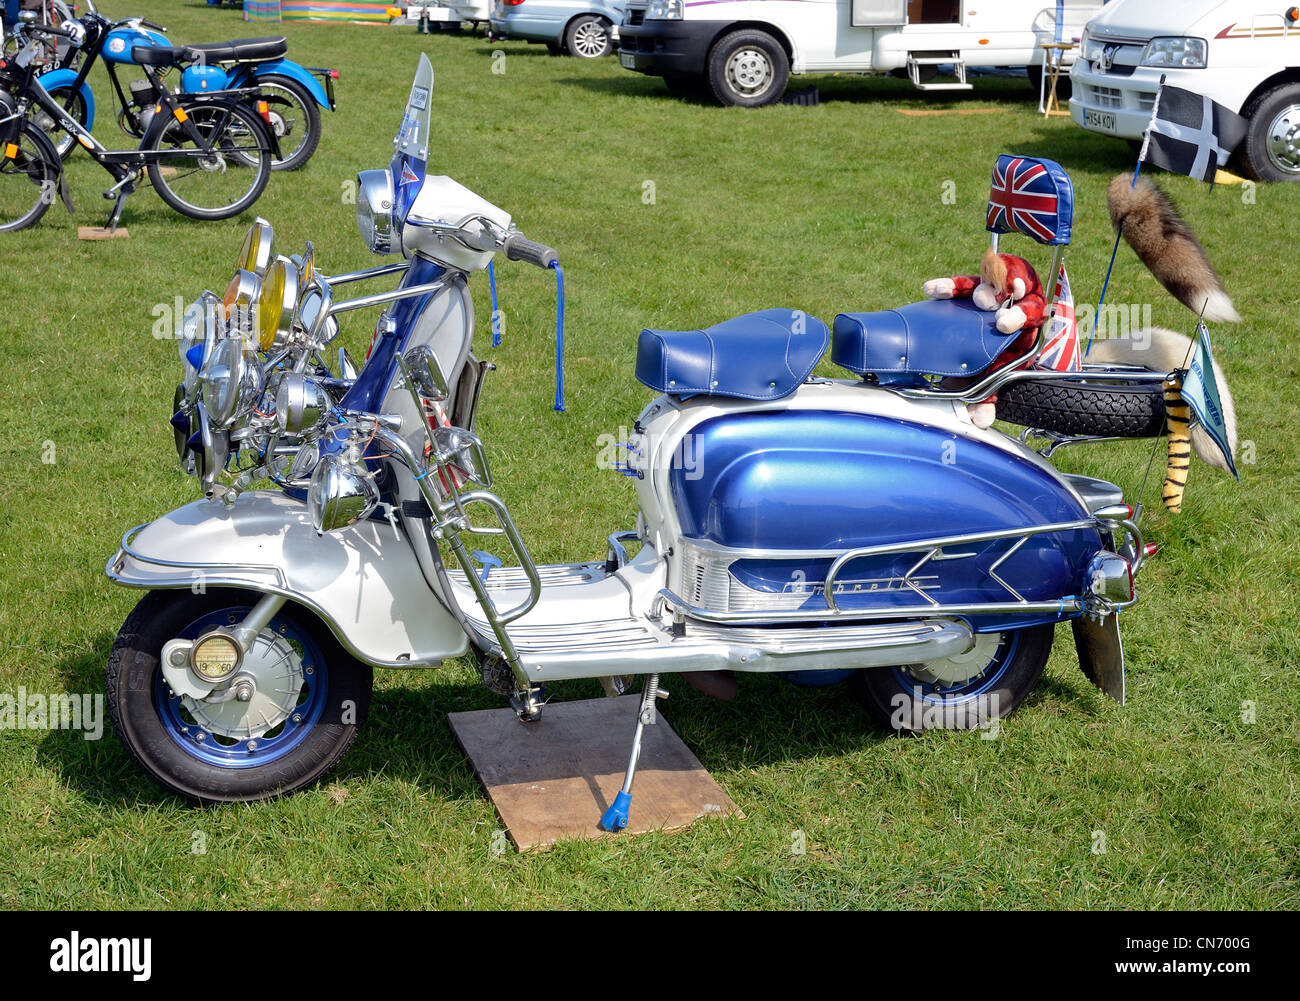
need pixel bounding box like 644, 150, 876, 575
152, 605, 327, 769
889, 630, 1019, 706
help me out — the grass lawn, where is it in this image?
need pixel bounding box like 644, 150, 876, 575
0, 1, 1296, 910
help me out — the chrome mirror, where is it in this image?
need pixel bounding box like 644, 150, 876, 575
401, 344, 450, 403
295, 280, 335, 344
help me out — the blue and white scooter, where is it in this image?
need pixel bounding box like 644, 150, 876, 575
105, 55, 1152, 828
35, 0, 334, 170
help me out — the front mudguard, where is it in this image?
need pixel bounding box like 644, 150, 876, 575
106, 491, 468, 668
229, 61, 332, 110
33, 68, 96, 134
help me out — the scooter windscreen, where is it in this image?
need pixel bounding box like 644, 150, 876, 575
389, 54, 433, 232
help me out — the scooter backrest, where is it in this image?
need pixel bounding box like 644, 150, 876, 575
985, 154, 1073, 247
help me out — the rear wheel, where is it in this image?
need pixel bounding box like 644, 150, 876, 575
707, 30, 789, 107
106, 589, 372, 803
0, 121, 58, 232
144, 100, 273, 220
565, 15, 613, 58
255, 75, 322, 171
851, 624, 1054, 732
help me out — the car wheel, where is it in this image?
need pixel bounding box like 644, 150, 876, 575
706, 30, 789, 107
1242, 83, 1300, 182
565, 15, 612, 58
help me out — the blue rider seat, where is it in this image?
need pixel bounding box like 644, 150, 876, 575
832, 297, 1024, 382
635, 308, 828, 402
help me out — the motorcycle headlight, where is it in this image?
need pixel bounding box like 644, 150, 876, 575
179, 290, 221, 394
1141, 36, 1207, 69
308, 453, 379, 534
356, 169, 396, 255
201, 336, 262, 430
255, 256, 299, 352
236, 218, 274, 276
1080, 31, 1102, 64
646, 0, 683, 19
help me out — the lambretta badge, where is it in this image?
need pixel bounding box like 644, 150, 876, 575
783, 574, 939, 596
49, 933, 152, 981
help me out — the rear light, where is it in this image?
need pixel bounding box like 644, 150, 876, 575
257, 100, 272, 126
1143, 542, 1160, 559
1087, 551, 1134, 604
1287, 7, 1299, 24
328, 69, 339, 79
504, 0, 526, 5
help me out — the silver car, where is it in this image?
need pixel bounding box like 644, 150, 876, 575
490, 0, 626, 59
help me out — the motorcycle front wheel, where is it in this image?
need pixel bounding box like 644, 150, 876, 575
851, 624, 1053, 733
144, 101, 273, 221
106, 589, 371, 803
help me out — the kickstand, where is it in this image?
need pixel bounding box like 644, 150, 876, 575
103, 191, 128, 232
598, 674, 666, 833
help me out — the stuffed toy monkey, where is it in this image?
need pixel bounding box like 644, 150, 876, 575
923, 247, 1047, 428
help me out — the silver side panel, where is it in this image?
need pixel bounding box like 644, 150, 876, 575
106, 491, 468, 668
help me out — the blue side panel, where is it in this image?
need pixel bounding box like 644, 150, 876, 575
34, 69, 95, 133
671, 410, 1098, 614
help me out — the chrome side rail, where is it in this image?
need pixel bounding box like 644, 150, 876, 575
321, 261, 411, 286
112, 523, 289, 589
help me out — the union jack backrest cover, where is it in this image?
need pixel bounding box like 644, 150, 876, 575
986, 154, 1074, 246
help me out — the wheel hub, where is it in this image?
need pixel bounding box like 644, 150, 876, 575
727, 49, 772, 95
574, 23, 607, 57
905, 632, 1002, 687
182, 630, 304, 740
1266, 105, 1300, 174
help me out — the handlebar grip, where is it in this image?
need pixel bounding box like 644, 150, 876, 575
503, 233, 558, 270
140, 19, 168, 32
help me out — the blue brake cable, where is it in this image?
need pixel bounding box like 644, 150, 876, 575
552, 261, 565, 412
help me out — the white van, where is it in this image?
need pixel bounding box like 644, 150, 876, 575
1070, 0, 1300, 181
617, 1, 1102, 106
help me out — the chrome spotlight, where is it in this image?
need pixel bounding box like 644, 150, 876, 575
432, 425, 492, 488
356, 169, 396, 255
308, 453, 379, 534
274, 373, 330, 435
201, 336, 262, 430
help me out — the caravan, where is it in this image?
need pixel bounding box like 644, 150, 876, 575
617, 1, 1102, 106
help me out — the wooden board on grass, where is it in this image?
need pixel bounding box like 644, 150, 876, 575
448, 694, 741, 852
77, 227, 129, 240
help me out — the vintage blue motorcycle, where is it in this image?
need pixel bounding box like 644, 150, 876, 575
105, 55, 1157, 830
34, 0, 334, 170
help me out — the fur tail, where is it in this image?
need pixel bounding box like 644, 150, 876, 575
1088, 327, 1238, 473
1107, 174, 1240, 324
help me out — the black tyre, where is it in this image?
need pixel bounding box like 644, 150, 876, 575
1026, 63, 1072, 103
565, 15, 613, 58
996, 375, 1166, 438
0, 120, 58, 232
707, 30, 789, 107
30, 83, 88, 161
1241, 83, 1300, 182
851, 624, 1054, 732
256, 75, 322, 171
144, 100, 273, 220
106, 588, 372, 803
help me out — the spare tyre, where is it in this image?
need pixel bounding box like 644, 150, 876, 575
996, 375, 1166, 438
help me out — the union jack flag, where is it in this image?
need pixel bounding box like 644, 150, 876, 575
1036, 265, 1081, 372
986, 155, 1069, 245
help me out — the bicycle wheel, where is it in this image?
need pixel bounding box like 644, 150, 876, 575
0, 121, 58, 232
144, 101, 272, 221
30, 82, 88, 161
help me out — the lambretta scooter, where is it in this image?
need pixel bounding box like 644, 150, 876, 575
106, 55, 1147, 828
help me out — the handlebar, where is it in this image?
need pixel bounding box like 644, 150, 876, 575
138, 19, 168, 32
502, 233, 558, 270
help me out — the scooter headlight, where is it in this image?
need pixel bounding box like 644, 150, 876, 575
222, 269, 261, 338
308, 453, 379, 534
274, 372, 330, 435
255, 256, 299, 352
236, 217, 275, 276
179, 290, 221, 394
356, 169, 396, 255
201, 336, 262, 430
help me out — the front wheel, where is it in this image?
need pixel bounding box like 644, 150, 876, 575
255, 75, 322, 171
706, 30, 789, 107
565, 15, 613, 58
850, 624, 1054, 732
144, 100, 273, 221
30, 84, 88, 161
1242, 83, 1300, 182
106, 589, 372, 802
0, 121, 59, 232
